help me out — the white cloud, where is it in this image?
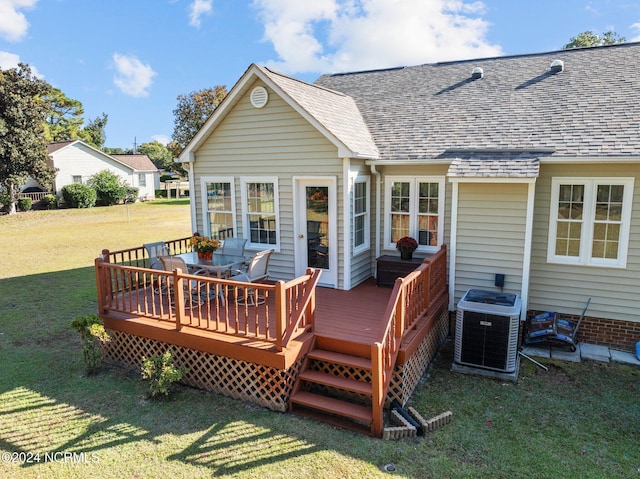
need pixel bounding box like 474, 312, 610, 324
0, 0, 37, 42
631, 22, 640, 42
0, 50, 42, 77
0, 50, 21, 69
151, 134, 170, 145
189, 0, 213, 27
253, 0, 502, 74
112, 53, 157, 97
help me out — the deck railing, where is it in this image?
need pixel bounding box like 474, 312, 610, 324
95, 245, 321, 351
370, 245, 447, 437
104, 237, 193, 268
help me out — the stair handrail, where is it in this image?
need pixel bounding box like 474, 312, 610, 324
370, 244, 447, 437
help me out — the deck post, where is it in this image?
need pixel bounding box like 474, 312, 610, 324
173, 269, 185, 331
275, 280, 286, 351
396, 278, 405, 339
95, 256, 108, 314
370, 342, 385, 438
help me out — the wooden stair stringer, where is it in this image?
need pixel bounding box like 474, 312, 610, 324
289, 337, 377, 436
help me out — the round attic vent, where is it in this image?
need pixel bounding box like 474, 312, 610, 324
250, 86, 269, 108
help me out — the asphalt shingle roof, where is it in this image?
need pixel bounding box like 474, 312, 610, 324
313, 43, 640, 161
258, 66, 379, 158
112, 154, 157, 171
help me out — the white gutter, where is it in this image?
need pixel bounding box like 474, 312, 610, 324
188, 161, 196, 233
343, 158, 352, 290
520, 181, 536, 321
448, 181, 459, 311
370, 163, 382, 264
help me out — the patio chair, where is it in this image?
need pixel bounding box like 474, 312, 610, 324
221, 237, 248, 257
226, 249, 273, 306
144, 241, 169, 270
158, 255, 213, 307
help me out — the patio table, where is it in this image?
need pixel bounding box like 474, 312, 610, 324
175, 252, 249, 278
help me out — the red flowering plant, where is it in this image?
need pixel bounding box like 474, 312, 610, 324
189, 232, 221, 253
395, 236, 418, 254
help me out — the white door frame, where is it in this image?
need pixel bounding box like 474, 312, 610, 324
293, 176, 338, 287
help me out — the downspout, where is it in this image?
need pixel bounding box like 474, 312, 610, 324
343, 158, 351, 290
187, 159, 197, 234
370, 163, 382, 263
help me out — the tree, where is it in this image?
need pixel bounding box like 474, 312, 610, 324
43, 87, 84, 142
169, 85, 227, 157
0, 63, 56, 215
42, 87, 108, 149
563, 31, 626, 49
137, 141, 176, 172
78, 113, 108, 149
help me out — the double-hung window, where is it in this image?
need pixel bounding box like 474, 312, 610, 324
353, 178, 369, 253
385, 176, 444, 251
138, 173, 146, 187
547, 177, 634, 268
241, 177, 279, 250
202, 177, 236, 240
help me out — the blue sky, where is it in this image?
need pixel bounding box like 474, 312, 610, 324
1, 0, 639, 150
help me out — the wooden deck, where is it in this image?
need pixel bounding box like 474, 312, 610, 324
98, 241, 450, 436
315, 279, 392, 343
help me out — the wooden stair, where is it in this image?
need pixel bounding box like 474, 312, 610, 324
289, 340, 376, 436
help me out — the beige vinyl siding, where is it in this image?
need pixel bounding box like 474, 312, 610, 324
529, 163, 640, 322
453, 183, 527, 303
191, 80, 345, 286
349, 160, 373, 287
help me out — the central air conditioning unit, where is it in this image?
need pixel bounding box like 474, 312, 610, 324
452, 289, 522, 381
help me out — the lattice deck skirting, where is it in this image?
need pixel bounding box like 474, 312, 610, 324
102, 329, 303, 412
102, 307, 448, 413
387, 308, 450, 406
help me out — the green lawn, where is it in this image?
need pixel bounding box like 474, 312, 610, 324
1, 202, 639, 478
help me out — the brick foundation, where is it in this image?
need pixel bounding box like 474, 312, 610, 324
527, 311, 640, 352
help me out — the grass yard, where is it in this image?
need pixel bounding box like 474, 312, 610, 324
0, 202, 639, 478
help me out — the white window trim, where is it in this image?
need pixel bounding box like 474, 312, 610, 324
352, 176, 370, 255
384, 176, 445, 253
547, 177, 634, 268
200, 176, 236, 239
240, 176, 280, 252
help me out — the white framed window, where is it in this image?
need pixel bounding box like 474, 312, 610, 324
353, 177, 370, 253
201, 176, 236, 240
547, 177, 634, 268
138, 173, 146, 187
72, 175, 82, 184
241, 177, 280, 251
384, 176, 445, 251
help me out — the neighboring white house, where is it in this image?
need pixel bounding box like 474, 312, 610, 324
44, 140, 159, 200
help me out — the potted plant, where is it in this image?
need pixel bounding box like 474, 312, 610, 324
189, 233, 220, 260
396, 236, 418, 260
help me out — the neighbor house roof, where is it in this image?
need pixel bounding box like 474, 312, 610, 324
314, 42, 640, 161
111, 154, 157, 172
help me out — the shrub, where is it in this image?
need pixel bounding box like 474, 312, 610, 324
141, 351, 185, 399
43, 194, 59, 209
17, 197, 32, 211
62, 183, 96, 208
89, 170, 127, 206
155, 189, 167, 198
70, 314, 110, 374
124, 186, 139, 203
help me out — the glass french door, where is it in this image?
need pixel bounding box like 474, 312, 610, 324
295, 178, 336, 287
